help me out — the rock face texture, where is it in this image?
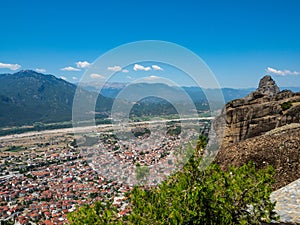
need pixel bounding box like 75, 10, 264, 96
256, 75, 280, 97
216, 75, 300, 147
214, 75, 300, 190
215, 124, 300, 190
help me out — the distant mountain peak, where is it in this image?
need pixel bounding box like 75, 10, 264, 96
15, 69, 41, 74
10, 70, 64, 83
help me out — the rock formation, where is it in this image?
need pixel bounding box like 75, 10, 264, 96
214, 75, 300, 190
256, 75, 280, 97
216, 75, 300, 147
215, 123, 300, 190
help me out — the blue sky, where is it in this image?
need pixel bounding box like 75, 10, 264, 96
1, 0, 300, 88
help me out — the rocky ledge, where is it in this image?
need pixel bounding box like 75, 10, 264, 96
215, 123, 300, 190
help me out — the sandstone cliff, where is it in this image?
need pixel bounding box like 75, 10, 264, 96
214, 75, 300, 190
217, 75, 300, 147
215, 123, 300, 190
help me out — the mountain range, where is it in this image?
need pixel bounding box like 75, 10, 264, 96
1, 70, 300, 129
81, 81, 255, 103
0, 70, 113, 127
83, 81, 300, 107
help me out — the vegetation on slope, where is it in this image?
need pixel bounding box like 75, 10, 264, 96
0, 70, 113, 127
68, 137, 278, 225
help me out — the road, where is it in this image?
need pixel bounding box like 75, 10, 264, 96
0, 117, 214, 141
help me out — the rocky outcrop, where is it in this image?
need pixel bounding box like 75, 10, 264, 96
256, 75, 280, 96
214, 75, 300, 190
216, 75, 300, 147
215, 124, 300, 190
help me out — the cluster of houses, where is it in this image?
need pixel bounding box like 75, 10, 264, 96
0, 119, 211, 224
0, 157, 131, 224
0, 133, 131, 224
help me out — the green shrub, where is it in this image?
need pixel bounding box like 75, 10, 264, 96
135, 163, 150, 184
281, 101, 292, 110
67, 201, 122, 225
128, 162, 278, 225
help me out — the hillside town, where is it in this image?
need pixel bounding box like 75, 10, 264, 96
0, 120, 211, 224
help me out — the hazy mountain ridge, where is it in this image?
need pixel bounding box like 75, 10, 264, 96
82, 82, 255, 103
0, 70, 113, 127
1, 70, 300, 129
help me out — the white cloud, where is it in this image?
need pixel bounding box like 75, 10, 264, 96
132, 64, 163, 72
133, 64, 151, 71
152, 65, 163, 71
72, 76, 78, 80
76, 61, 90, 69
266, 67, 300, 76
35, 68, 46, 73
90, 73, 105, 79
60, 76, 67, 80
0, 62, 21, 71
107, 65, 122, 72
122, 69, 129, 73
145, 75, 159, 80
133, 64, 142, 71
126, 75, 133, 80
61, 66, 81, 71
